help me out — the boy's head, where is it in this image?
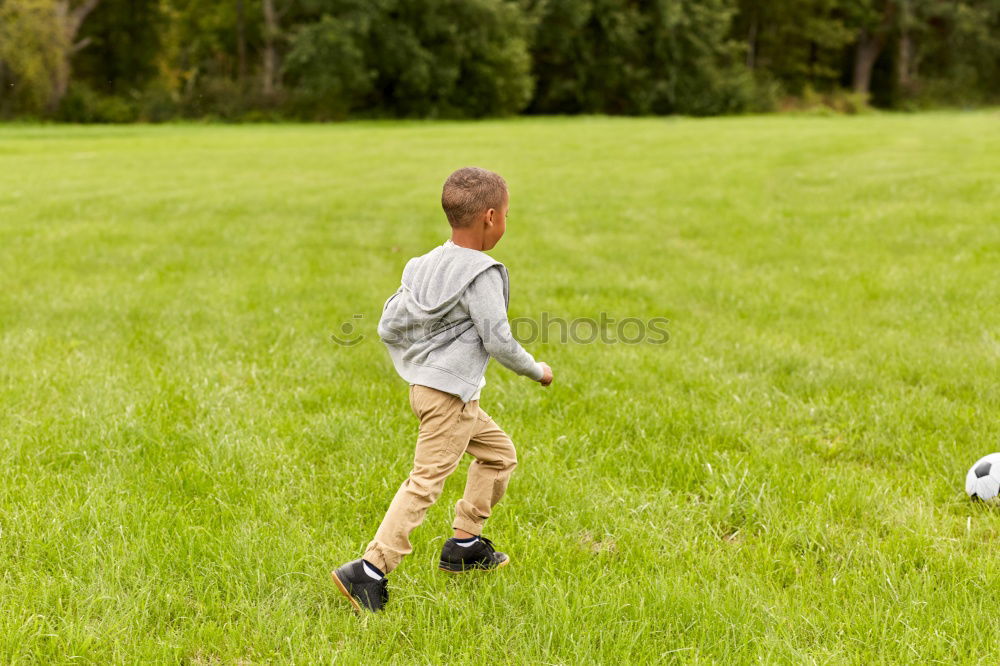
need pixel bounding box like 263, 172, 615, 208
441, 167, 509, 251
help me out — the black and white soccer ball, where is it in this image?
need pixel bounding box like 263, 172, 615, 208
966, 453, 1000, 502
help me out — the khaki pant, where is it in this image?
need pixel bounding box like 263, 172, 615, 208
362, 384, 518, 574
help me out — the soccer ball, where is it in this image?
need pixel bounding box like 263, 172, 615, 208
966, 453, 1000, 501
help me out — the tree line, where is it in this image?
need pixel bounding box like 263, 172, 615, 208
0, 0, 997, 121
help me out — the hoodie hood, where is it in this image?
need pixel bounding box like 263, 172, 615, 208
400, 242, 505, 314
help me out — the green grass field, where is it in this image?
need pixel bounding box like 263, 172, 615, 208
2, 112, 999, 663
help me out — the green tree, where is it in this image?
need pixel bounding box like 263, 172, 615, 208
0, 0, 100, 114
524, 0, 752, 115
71, 0, 164, 96
644, 0, 755, 115
522, 0, 643, 113
735, 0, 855, 94
896, 0, 1000, 105
52, 0, 102, 103
0, 0, 67, 114
283, 12, 372, 118
285, 0, 533, 118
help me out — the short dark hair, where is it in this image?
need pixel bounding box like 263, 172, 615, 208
441, 167, 508, 229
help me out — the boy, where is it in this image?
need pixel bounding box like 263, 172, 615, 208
332, 167, 554, 613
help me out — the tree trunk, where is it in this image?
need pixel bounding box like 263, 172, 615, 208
852, 29, 883, 94
808, 40, 818, 82
50, 0, 101, 108
852, 2, 896, 96
746, 14, 758, 70
896, 0, 916, 94
897, 31, 914, 91
261, 0, 277, 97
237, 0, 247, 83
0, 60, 7, 113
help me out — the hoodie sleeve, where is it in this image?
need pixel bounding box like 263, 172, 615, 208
464, 266, 544, 381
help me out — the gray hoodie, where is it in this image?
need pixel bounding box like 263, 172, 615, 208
377, 240, 543, 402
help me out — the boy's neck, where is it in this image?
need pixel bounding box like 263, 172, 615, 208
449, 228, 484, 251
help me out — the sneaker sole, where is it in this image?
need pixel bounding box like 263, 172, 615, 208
438, 556, 510, 574
330, 571, 363, 614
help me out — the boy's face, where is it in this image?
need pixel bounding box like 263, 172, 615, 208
481, 191, 509, 251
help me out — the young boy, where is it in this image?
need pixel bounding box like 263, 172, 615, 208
331, 167, 554, 613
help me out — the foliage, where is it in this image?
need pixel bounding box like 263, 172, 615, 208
905, 0, 1000, 107
644, 0, 756, 115
0, 0, 68, 114
735, 0, 858, 92
283, 0, 535, 119
781, 84, 873, 114
0, 0, 998, 125
355, 0, 534, 118
284, 14, 372, 120
70, 0, 164, 96
56, 80, 137, 122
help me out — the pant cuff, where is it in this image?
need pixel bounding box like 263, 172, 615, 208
451, 516, 484, 536
362, 543, 396, 574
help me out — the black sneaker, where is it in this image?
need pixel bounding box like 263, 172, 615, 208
331, 559, 388, 613
438, 535, 510, 573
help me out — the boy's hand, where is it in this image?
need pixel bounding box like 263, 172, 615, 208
537, 362, 553, 386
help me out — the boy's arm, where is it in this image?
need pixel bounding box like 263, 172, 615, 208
466, 267, 544, 381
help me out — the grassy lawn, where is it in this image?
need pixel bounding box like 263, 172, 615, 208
1, 112, 999, 663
